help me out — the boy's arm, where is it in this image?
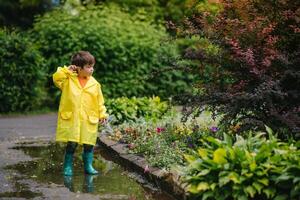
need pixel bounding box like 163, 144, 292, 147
52, 66, 74, 89
98, 84, 109, 120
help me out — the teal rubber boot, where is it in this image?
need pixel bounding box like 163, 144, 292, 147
63, 175, 74, 191
63, 153, 73, 176
83, 175, 95, 193
82, 152, 98, 175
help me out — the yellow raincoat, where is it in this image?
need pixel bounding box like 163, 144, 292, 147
53, 66, 108, 145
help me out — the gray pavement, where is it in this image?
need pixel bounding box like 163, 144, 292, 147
0, 113, 57, 141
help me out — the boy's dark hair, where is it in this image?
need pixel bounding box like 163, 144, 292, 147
71, 51, 95, 68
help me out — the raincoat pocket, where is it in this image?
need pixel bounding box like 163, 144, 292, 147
87, 116, 98, 132
59, 111, 72, 128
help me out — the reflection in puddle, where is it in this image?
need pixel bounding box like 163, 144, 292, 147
7, 142, 174, 200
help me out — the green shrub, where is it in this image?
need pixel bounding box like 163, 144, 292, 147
0, 29, 46, 113
30, 5, 193, 106
181, 129, 300, 200
106, 96, 170, 124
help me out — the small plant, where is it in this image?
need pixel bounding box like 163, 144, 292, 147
128, 131, 185, 169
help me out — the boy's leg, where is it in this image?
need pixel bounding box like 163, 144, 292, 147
82, 144, 98, 174
66, 142, 78, 154
63, 142, 78, 176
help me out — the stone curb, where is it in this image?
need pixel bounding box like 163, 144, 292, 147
96, 135, 187, 200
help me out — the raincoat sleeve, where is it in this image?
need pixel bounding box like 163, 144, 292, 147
98, 84, 109, 120
52, 66, 73, 90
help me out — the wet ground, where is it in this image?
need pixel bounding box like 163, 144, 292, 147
0, 114, 175, 200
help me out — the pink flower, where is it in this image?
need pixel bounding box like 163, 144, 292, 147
127, 143, 135, 150
156, 127, 165, 134
144, 165, 150, 173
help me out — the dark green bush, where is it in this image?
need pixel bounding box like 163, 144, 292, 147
105, 96, 170, 124
30, 5, 193, 106
0, 29, 46, 113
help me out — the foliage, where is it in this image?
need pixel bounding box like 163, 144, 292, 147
113, 120, 186, 169
175, 0, 300, 138
181, 130, 300, 200
107, 110, 220, 169
30, 5, 194, 107
0, 0, 56, 29
0, 29, 46, 112
105, 96, 170, 125
102, 0, 164, 23
61, 0, 207, 25
130, 132, 185, 169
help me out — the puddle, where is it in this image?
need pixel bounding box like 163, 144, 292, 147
5, 142, 175, 200
0, 190, 42, 199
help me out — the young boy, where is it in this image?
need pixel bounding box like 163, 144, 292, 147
53, 51, 108, 176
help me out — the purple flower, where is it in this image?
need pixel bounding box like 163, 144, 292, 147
188, 142, 194, 148
210, 126, 219, 133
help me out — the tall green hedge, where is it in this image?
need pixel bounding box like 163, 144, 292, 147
30, 5, 193, 105
0, 29, 46, 112
105, 96, 170, 124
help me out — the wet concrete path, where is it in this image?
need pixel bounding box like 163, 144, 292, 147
0, 113, 174, 200
0, 113, 57, 141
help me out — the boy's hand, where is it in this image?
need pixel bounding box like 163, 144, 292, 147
68, 65, 78, 73
99, 118, 107, 125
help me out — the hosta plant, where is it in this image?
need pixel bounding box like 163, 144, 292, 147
181, 128, 300, 200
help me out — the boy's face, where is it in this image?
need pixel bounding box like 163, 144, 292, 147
78, 64, 94, 77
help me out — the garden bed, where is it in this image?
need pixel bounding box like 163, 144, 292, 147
97, 135, 187, 200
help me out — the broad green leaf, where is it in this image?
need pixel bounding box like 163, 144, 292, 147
265, 125, 273, 135
206, 136, 222, 147
263, 188, 276, 198
198, 148, 208, 159
244, 173, 253, 178
213, 148, 227, 164
228, 172, 240, 184
253, 182, 263, 194
293, 177, 300, 183
184, 154, 196, 163
235, 195, 247, 200
244, 185, 256, 198
228, 148, 235, 160
219, 175, 230, 186
210, 183, 217, 190
202, 191, 214, 200
258, 178, 269, 186
188, 185, 198, 194
250, 161, 257, 171
274, 194, 288, 200
223, 133, 232, 146
197, 169, 210, 176
197, 182, 210, 192
276, 174, 291, 183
